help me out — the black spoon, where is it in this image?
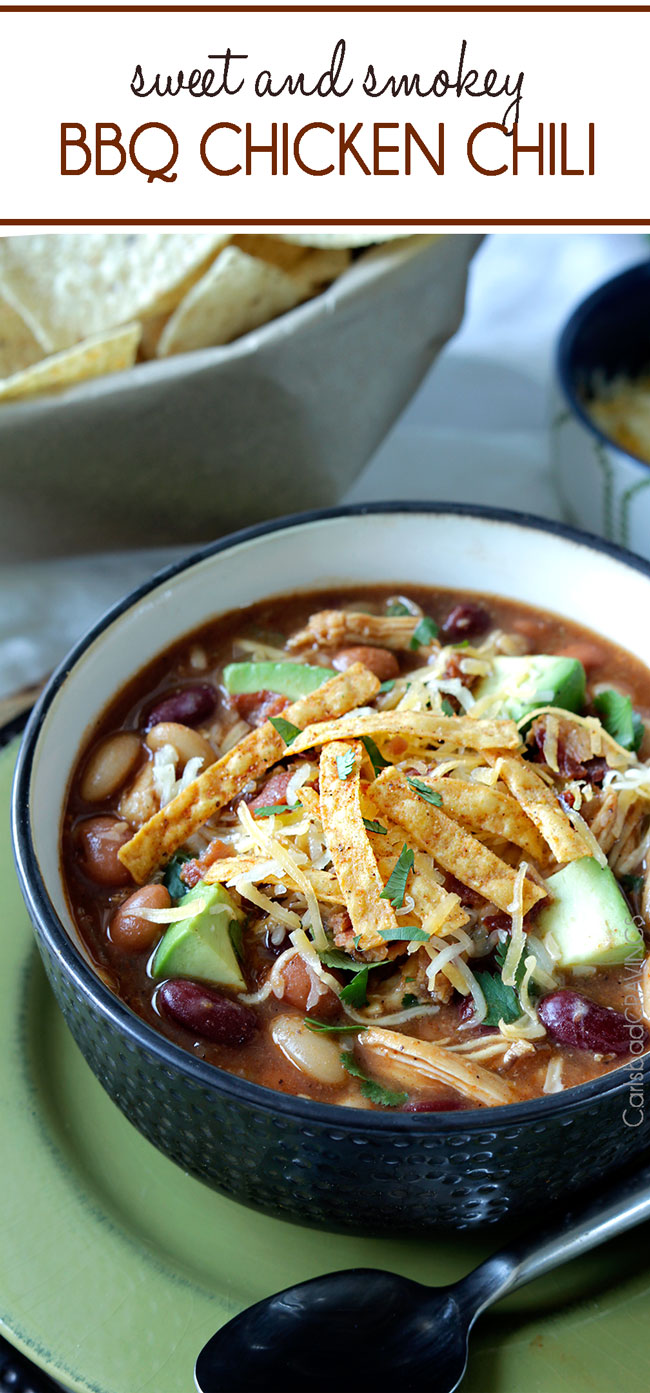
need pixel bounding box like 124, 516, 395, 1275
195, 1156, 650, 1393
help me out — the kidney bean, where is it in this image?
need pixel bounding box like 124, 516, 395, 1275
332, 646, 400, 683
110, 883, 171, 952
145, 683, 217, 731
403, 1096, 466, 1113
280, 955, 339, 1019
158, 980, 257, 1045
78, 816, 133, 886
441, 603, 492, 643
538, 989, 641, 1055
248, 768, 294, 813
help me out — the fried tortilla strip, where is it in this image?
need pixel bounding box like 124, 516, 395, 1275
370, 768, 546, 915
418, 776, 547, 861
118, 663, 379, 883
410, 851, 469, 936
203, 857, 345, 904
288, 610, 436, 652
319, 741, 401, 952
487, 751, 589, 864
359, 1027, 517, 1106
290, 712, 521, 757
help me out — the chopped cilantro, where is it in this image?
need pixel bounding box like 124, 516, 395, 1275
270, 715, 302, 746
494, 936, 536, 993
474, 971, 522, 1026
379, 925, 429, 942
253, 802, 291, 818
378, 679, 396, 694
362, 735, 390, 776
163, 853, 191, 901
594, 689, 644, 752
336, 749, 356, 780
452, 639, 470, 649
341, 1051, 407, 1107
229, 920, 244, 961
386, 601, 410, 617
340, 967, 370, 1008
441, 699, 455, 717
380, 844, 415, 907
410, 616, 439, 650
363, 817, 387, 835
401, 993, 419, 1009
319, 949, 383, 974
304, 1019, 368, 1034
406, 776, 443, 808
621, 874, 644, 895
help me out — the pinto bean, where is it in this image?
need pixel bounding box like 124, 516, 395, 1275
280, 956, 339, 1019
146, 722, 216, 768
538, 989, 640, 1054
110, 884, 171, 952
271, 1015, 346, 1086
159, 980, 257, 1045
331, 646, 400, 682
145, 683, 217, 731
555, 641, 606, 674
441, 604, 491, 643
232, 691, 288, 728
79, 732, 141, 803
78, 816, 132, 886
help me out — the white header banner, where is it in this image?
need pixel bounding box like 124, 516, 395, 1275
0, 6, 647, 229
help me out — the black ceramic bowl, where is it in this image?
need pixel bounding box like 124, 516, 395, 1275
554, 258, 650, 556
12, 504, 650, 1232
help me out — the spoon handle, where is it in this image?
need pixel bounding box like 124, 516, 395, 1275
459, 1157, 650, 1317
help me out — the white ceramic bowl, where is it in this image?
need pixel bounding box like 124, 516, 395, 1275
552, 261, 650, 557
12, 504, 650, 1230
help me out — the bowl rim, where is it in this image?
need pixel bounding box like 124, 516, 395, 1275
12, 500, 650, 1132
556, 259, 650, 477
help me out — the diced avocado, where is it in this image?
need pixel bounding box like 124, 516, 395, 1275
151, 882, 246, 990
537, 857, 644, 967
474, 655, 585, 723
223, 661, 335, 700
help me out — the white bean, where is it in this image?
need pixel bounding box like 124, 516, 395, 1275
118, 762, 159, 827
80, 732, 141, 802
271, 1015, 346, 1087
146, 721, 215, 768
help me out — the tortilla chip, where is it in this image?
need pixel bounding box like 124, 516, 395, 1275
118, 663, 379, 883
204, 856, 345, 905
231, 235, 310, 271
0, 235, 227, 353
417, 777, 547, 861
370, 768, 546, 915
0, 292, 46, 377
277, 234, 406, 248
288, 610, 433, 652
487, 752, 589, 864
290, 247, 352, 291
0, 323, 141, 401
156, 245, 310, 356
319, 741, 400, 952
360, 1026, 517, 1105
290, 711, 521, 757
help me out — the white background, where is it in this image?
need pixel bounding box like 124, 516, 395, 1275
0, 8, 647, 227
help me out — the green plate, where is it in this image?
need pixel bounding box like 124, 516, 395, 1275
2, 738, 650, 1393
